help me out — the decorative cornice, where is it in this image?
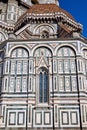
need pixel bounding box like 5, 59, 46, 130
14, 4, 82, 33
0, 21, 14, 31
15, 11, 82, 33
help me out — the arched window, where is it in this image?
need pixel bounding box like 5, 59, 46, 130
39, 68, 48, 103
34, 47, 52, 104
58, 47, 77, 92
9, 48, 29, 93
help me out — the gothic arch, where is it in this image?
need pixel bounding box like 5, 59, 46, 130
37, 66, 48, 73
38, 67, 49, 103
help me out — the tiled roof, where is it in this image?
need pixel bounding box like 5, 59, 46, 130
27, 4, 75, 21
15, 4, 83, 33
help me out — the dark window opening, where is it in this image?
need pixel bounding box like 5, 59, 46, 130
0, 9, 2, 14
41, 31, 49, 39
39, 68, 48, 103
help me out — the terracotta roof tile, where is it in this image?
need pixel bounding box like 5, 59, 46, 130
27, 4, 75, 20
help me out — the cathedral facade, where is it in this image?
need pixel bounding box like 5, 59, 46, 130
0, 0, 87, 130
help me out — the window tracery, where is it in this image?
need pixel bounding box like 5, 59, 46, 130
10, 48, 29, 93
34, 47, 52, 104
39, 68, 48, 103
58, 47, 77, 92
